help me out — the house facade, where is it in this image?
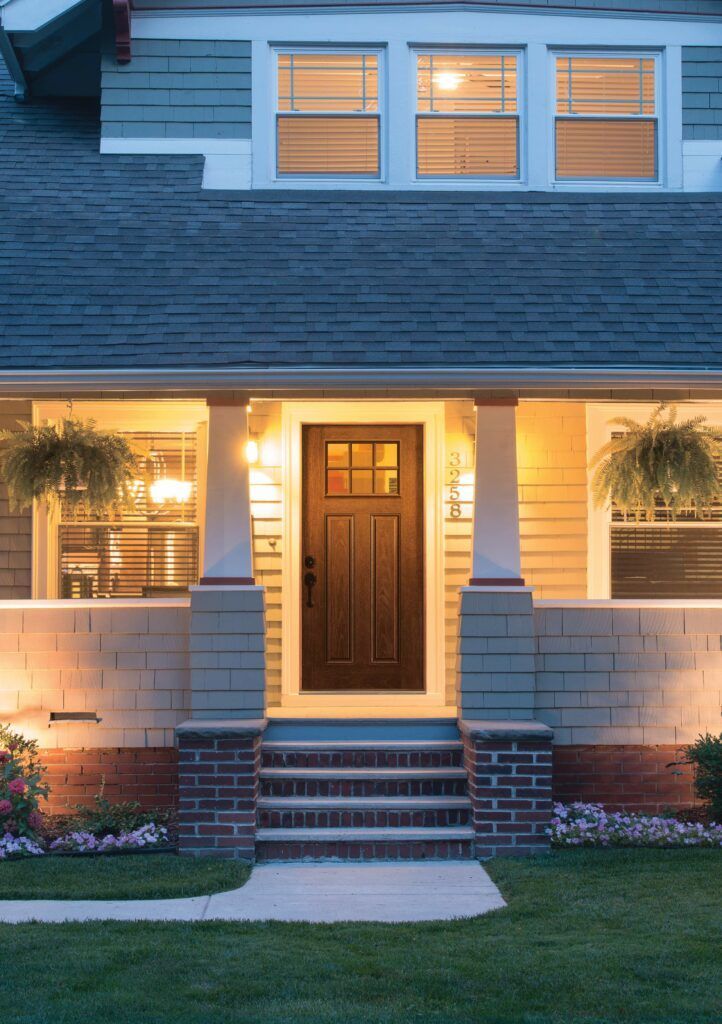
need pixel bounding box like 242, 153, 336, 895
1, 0, 721, 860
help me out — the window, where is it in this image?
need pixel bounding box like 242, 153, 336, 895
554, 54, 658, 181
415, 52, 519, 178
326, 441, 399, 495
58, 432, 199, 598
276, 51, 380, 177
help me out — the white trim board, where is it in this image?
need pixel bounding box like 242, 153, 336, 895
280, 400, 447, 716
100, 139, 251, 155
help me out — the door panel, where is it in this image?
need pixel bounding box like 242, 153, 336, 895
302, 424, 424, 692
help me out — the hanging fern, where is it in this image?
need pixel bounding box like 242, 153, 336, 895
0, 418, 139, 513
591, 404, 722, 518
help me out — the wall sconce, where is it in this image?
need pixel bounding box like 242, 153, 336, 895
245, 440, 259, 464
149, 479, 192, 503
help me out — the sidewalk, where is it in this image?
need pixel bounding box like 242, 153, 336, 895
0, 861, 506, 924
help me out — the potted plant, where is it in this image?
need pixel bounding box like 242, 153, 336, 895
0, 417, 139, 514
591, 404, 722, 517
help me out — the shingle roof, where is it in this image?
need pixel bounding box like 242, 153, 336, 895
2, 58, 722, 371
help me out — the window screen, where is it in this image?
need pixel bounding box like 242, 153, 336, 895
555, 56, 657, 180
58, 431, 199, 598
416, 53, 519, 177
276, 52, 380, 176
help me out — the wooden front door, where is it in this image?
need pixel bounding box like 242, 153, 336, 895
301, 424, 424, 692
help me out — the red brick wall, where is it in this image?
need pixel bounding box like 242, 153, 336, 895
552, 745, 696, 813
40, 747, 178, 814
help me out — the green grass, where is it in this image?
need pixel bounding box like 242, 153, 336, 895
0, 853, 251, 900
1, 849, 720, 1024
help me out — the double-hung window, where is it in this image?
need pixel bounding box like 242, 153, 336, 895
276, 51, 381, 177
415, 51, 520, 178
554, 54, 658, 181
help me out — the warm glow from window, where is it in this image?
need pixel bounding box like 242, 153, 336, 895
554, 55, 657, 181
245, 440, 259, 464
416, 52, 519, 178
149, 479, 192, 504
276, 52, 380, 176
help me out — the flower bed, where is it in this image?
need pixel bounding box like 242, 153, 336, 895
549, 802, 722, 848
0, 822, 172, 860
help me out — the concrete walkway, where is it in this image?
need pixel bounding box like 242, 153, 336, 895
0, 861, 505, 924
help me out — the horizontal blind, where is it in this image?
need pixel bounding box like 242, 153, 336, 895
277, 116, 379, 175
58, 430, 199, 598
416, 116, 518, 177
611, 526, 722, 599
556, 118, 656, 179
556, 56, 655, 116
417, 53, 517, 113
278, 53, 378, 113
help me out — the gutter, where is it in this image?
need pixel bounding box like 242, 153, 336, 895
1, 366, 722, 395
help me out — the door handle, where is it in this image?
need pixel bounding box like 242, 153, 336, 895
304, 571, 317, 607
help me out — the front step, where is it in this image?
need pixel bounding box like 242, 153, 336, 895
257, 795, 471, 829
255, 826, 474, 862
256, 721, 472, 861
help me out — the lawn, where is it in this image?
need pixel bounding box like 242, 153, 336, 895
0, 853, 251, 900
1, 849, 720, 1024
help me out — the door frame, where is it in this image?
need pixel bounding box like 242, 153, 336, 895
280, 401, 446, 714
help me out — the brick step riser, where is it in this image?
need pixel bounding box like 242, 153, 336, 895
260, 778, 468, 798
255, 839, 474, 862
261, 749, 463, 770
257, 807, 471, 829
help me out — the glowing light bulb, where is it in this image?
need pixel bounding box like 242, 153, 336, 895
245, 440, 259, 464
435, 71, 463, 91
149, 479, 192, 503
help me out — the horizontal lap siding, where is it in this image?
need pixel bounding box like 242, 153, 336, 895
249, 403, 283, 707
101, 39, 251, 140
682, 47, 722, 141
0, 400, 32, 598
0, 604, 190, 748
517, 402, 588, 600
535, 604, 722, 746
444, 401, 475, 705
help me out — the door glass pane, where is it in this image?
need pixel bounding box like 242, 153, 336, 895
327, 443, 349, 468
375, 470, 399, 495
351, 442, 374, 466
374, 442, 398, 467
351, 469, 374, 494
327, 469, 350, 494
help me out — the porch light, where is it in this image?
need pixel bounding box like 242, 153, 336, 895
245, 440, 259, 464
149, 478, 192, 504
434, 71, 462, 91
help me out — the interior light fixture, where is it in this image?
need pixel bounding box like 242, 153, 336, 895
149, 479, 192, 503
434, 71, 463, 91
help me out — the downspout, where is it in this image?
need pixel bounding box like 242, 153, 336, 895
0, 5, 27, 102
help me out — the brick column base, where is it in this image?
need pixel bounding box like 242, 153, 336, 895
176, 719, 266, 859
460, 720, 554, 858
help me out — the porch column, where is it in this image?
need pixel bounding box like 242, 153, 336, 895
469, 399, 523, 587
201, 397, 254, 585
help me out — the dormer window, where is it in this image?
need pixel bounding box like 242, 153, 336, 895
276, 51, 381, 177
554, 54, 658, 181
415, 52, 520, 178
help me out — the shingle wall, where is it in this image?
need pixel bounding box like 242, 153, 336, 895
0, 602, 190, 748
0, 401, 32, 599
683, 47, 722, 140
535, 603, 722, 745
101, 39, 251, 140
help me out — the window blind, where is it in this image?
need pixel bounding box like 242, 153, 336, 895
417, 116, 518, 177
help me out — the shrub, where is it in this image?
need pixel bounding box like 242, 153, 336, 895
676, 733, 722, 820
548, 802, 722, 848
0, 725, 49, 840
69, 779, 157, 837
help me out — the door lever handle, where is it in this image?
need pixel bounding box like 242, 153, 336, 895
304, 571, 317, 608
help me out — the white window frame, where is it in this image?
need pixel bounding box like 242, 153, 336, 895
549, 49, 664, 189
410, 46, 525, 185
272, 45, 386, 183
587, 403, 722, 599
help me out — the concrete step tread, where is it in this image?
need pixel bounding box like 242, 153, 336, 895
263, 740, 463, 751
256, 826, 475, 842
258, 796, 471, 809
260, 767, 468, 780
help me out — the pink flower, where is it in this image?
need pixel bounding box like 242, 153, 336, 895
7, 778, 26, 795
0, 799, 11, 816
27, 811, 43, 830
0, 750, 9, 764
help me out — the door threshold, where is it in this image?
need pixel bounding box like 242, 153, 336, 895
268, 706, 457, 720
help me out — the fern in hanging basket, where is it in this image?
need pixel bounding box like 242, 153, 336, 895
591, 404, 722, 518
0, 418, 139, 513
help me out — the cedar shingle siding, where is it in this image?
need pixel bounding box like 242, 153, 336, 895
683, 46, 722, 140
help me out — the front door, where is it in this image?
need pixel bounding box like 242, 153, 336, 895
301, 424, 424, 691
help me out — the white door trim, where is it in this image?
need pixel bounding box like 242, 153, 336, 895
279, 400, 447, 716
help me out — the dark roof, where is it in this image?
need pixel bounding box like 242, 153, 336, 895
2, 59, 722, 372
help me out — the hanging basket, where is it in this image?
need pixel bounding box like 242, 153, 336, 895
0, 418, 139, 513
590, 404, 722, 518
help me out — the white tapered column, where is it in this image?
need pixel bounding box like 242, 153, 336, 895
469, 400, 524, 586
201, 398, 254, 584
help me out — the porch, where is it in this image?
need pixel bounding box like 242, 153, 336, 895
0, 394, 720, 858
